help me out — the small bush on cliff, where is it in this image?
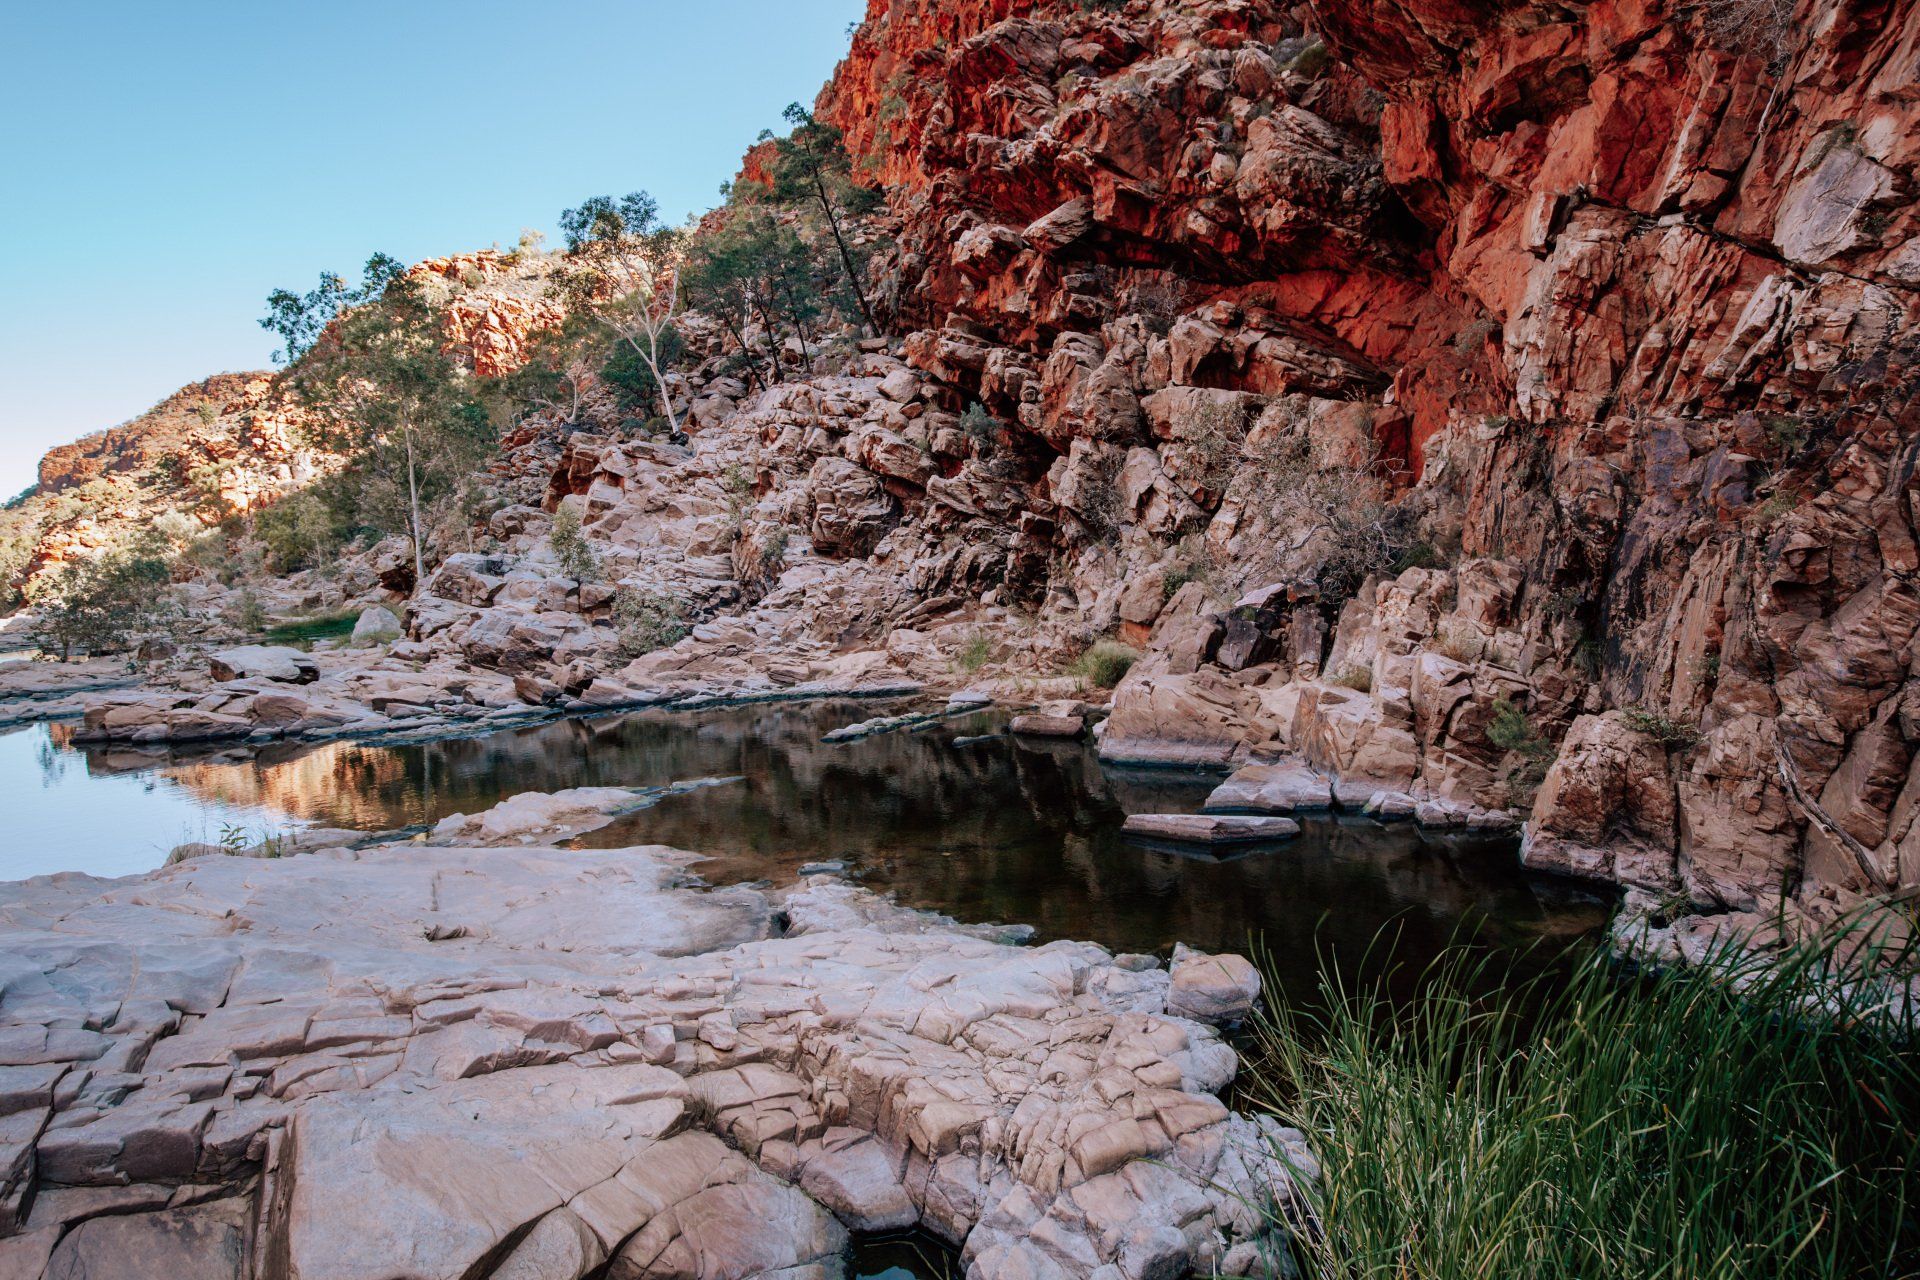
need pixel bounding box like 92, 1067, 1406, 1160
961, 403, 1004, 450
1622, 707, 1703, 750
1764, 414, 1810, 459
1488, 696, 1555, 804
612, 589, 689, 659
1329, 664, 1373, 693
1279, 38, 1331, 80
954, 631, 995, 674
1698, 0, 1797, 68
549, 504, 600, 583
1247, 922, 1920, 1280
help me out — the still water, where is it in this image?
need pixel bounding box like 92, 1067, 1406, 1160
0, 698, 1610, 1002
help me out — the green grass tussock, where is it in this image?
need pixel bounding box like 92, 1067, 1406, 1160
1071, 639, 1139, 689
1246, 924, 1920, 1279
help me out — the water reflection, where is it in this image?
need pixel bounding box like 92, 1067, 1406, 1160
21, 700, 1611, 1002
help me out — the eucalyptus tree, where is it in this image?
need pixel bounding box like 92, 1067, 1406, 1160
266, 258, 491, 592
553, 192, 687, 436
758, 104, 883, 333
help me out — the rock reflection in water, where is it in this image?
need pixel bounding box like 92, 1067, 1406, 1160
47, 699, 1609, 995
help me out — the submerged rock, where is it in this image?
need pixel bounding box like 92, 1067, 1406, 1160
1204, 762, 1334, 813
1120, 814, 1301, 845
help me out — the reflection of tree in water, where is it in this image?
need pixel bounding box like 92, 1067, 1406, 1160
35, 730, 69, 787
56, 700, 1610, 999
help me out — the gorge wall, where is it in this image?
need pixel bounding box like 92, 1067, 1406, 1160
806, 0, 1920, 928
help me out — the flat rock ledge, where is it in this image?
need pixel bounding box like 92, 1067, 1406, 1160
0, 793, 1312, 1280
1199, 761, 1516, 832
1120, 814, 1302, 846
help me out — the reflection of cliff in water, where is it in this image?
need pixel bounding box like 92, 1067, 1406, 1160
53, 700, 1611, 993
571, 706, 1615, 989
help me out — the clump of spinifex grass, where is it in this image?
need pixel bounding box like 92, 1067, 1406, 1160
1245, 919, 1920, 1279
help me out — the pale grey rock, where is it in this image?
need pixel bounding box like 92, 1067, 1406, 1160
0, 788, 1305, 1280
349, 606, 403, 646
1010, 713, 1085, 738
1203, 762, 1334, 813
1167, 946, 1262, 1024
206, 645, 318, 685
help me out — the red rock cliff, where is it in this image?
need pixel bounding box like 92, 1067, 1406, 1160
813, 0, 1920, 927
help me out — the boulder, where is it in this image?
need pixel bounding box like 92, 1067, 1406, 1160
1010, 713, 1085, 738
1168, 945, 1263, 1023
1523, 711, 1679, 892
1204, 761, 1334, 813
207, 646, 318, 685
350, 606, 403, 646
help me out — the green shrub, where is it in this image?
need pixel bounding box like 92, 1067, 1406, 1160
1282, 38, 1331, 78
254, 488, 350, 574
28, 548, 180, 660
1622, 707, 1703, 749
1329, 664, 1373, 692
1765, 414, 1810, 458
961, 403, 1003, 449
550, 504, 600, 582
613, 589, 689, 659
954, 631, 995, 674
1488, 695, 1555, 804
229, 588, 268, 634
1247, 922, 1920, 1280
1071, 639, 1140, 689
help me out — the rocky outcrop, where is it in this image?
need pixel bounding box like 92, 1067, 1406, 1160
0, 790, 1308, 1280
794, 0, 1920, 934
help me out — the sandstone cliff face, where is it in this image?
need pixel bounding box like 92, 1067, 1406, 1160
809, 0, 1920, 926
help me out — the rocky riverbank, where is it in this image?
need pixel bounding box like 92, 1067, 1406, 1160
0, 787, 1310, 1280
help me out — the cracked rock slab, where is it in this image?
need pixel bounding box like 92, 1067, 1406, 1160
0, 793, 1307, 1280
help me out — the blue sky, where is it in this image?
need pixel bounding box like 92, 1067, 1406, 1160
0, 0, 865, 498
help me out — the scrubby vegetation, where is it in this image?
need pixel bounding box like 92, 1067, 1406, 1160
28, 543, 180, 659
612, 589, 689, 659
1249, 927, 1920, 1280
1070, 639, 1139, 688
954, 630, 996, 674
265, 254, 496, 591
549, 504, 601, 582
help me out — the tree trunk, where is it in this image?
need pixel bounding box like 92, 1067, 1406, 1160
404, 426, 426, 594
749, 293, 786, 385
814, 171, 878, 333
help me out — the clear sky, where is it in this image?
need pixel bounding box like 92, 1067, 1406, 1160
0, 0, 866, 498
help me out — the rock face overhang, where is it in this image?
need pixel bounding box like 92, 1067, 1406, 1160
0, 820, 1310, 1280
